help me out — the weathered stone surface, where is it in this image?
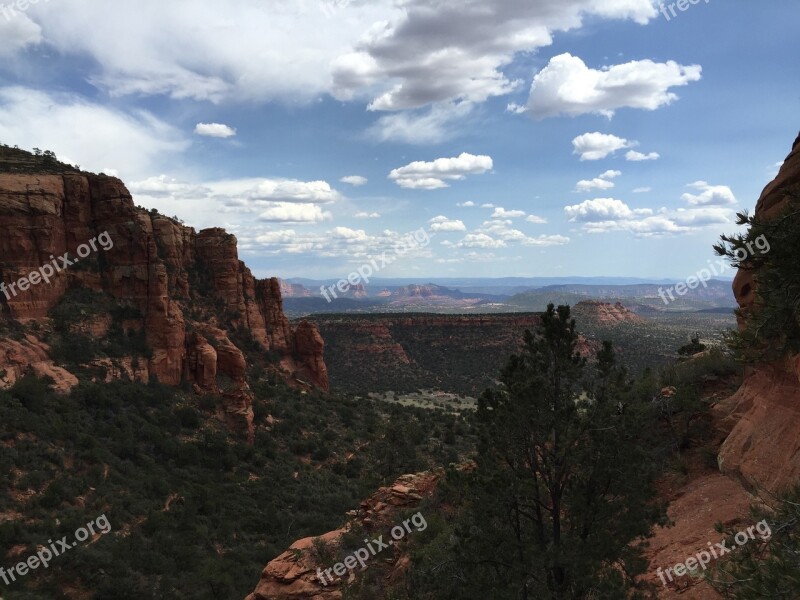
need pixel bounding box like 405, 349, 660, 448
0, 154, 328, 436
246, 471, 440, 600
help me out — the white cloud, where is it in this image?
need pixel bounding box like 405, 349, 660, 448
626, 150, 660, 161
24, 0, 397, 103
471, 218, 567, 247
341, 175, 368, 186
456, 233, 507, 249
575, 169, 622, 192
332, 1, 657, 112
526, 53, 702, 118
525, 215, 548, 224
0, 87, 188, 180
523, 234, 570, 246
429, 216, 467, 232
481, 203, 496, 208
129, 174, 343, 230
258, 203, 332, 223
565, 198, 646, 222
565, 196, 736, 237
633, 187, 652, 193
681, 181, 737, 206
195, 122, 236, 138
366, 101, 475, 144
572, 132, 634, 161
354, 211, 381, 218
0, 11, 42, 57
389, 152, 493, 189
575, 178, 615, 192
491, 207, 526, 219
457, 201, 476, 207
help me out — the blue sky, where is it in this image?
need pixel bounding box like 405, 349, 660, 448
0, 0, 797, 281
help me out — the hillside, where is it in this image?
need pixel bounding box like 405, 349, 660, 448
308, 313, 544, 396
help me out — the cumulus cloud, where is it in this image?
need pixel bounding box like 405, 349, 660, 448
21, 0, 396, 103
341, 175, 368, 186
429, 215, 467, 232
456, 233, 507, 249
258, 203, 332, 223
354, 211, 381, 218
575, 168, 622, 192
0, 86, 187, 180
389, 152, 493, 189
565, 193, 737, 237
491, 207, 526, 219
525, 53, 702, 118
195, 122, 237, 138
457, 201, 477, 207
465, 218, 568, 247
572, 132, 634, 161
332, 1, 657, 112
565, 198, 649, 222
129, 174, 343, 229
681, 181, 737, 206
626, 150, 660, 161
633, 187, 652, 193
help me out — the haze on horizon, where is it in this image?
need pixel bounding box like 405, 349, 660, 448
0, 0, 797, 280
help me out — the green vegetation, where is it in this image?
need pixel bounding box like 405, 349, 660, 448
715, 185, 800, 362
403, 306, 669, 599
0, 373, 477, 599
708, 486, 800, 598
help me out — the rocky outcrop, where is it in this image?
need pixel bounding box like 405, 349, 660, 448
0, 147, 328, 436
642, 133, 800, 599
0, 334, 79, 393
246, 471, 440, 600
715, 133, 800, 494
573, 300, 645, 325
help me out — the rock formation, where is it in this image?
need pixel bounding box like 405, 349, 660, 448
246, 471, 440, 600
0, 146, 328, 439
646, 133, 800, 599
573, 300, 645, 325
715, 132, 800, 494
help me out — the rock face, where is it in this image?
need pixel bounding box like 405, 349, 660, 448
246, 471, 440, 600
573, 300, 645, 325
0, 147, 328, 436
644, 133, 800, 599
715, 133, 800, 494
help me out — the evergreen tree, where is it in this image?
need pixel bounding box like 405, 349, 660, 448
409, 305, 664, 599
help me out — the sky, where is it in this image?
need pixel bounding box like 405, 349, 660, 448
0, 0, 798, 281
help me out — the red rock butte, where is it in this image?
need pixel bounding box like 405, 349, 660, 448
0, 146, 328, 440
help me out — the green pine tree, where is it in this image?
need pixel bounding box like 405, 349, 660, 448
408, 305, 665, 600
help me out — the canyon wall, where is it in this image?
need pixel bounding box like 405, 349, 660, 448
0, 150, 328, 438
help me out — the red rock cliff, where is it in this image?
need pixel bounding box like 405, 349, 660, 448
0, 148, 329, 438
714, 133, 800, 493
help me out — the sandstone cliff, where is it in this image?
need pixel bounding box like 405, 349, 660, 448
0, 146, 328, 438
645, 134, 800, 599
246, 471, 440, 600
714, 132, 800, 494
